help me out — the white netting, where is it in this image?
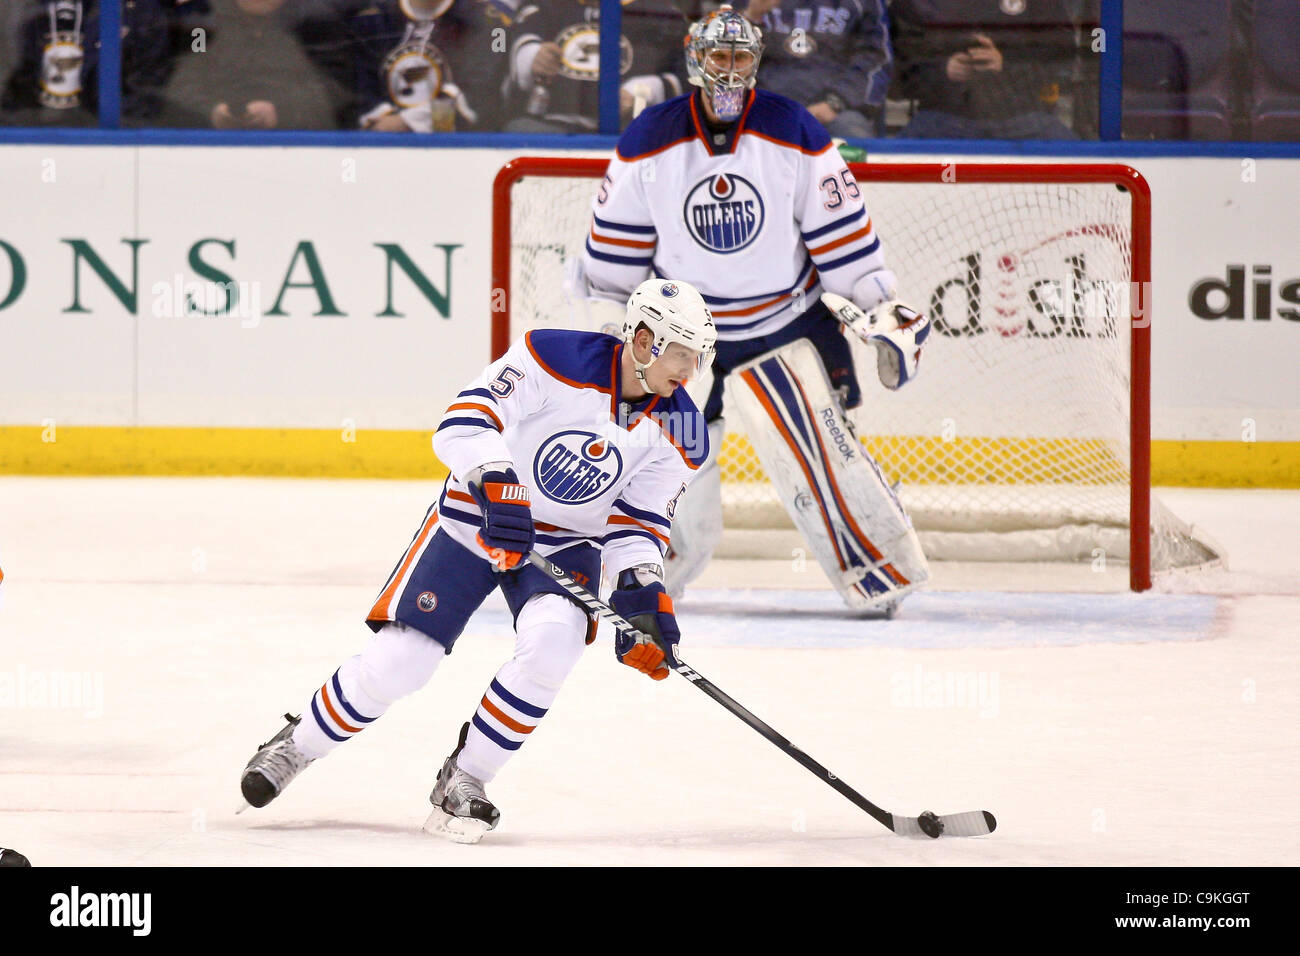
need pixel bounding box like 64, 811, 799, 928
502, 162, 1220, 579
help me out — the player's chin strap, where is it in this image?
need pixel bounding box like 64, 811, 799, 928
627, 342, 659, 388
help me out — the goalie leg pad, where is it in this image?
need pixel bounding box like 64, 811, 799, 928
664, 417, 726, 599
731, 339, 930, 610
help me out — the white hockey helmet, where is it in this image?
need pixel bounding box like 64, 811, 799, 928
624, 278, 717, 385
685, 5, 763, 122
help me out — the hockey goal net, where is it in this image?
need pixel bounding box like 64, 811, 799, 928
492, 157, 1220, 590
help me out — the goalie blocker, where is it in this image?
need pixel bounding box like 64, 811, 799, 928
731, 339, 929, 610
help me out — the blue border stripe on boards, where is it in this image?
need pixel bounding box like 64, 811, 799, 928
1, 127, 1296, 158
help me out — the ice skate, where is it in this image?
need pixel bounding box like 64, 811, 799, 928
422, 722, 500, 844
239, 713, 314, 810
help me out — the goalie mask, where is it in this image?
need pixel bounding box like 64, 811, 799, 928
685, 5, 763, 123
623, 279, 717, 386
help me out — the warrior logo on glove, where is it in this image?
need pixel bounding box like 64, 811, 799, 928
469, 469, 535, 570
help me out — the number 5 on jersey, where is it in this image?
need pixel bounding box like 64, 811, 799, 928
490, 365, 525, 398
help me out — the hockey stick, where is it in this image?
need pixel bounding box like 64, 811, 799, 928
526, 552, 996, 839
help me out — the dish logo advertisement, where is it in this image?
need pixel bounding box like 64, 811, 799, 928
1189, 264, 1300, 321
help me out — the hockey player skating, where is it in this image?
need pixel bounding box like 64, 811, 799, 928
576, 5, 932, 612
239, 279, 715, 843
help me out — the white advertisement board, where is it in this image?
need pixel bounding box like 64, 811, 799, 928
1, 145, 503, 431
1, 145, 1297, 443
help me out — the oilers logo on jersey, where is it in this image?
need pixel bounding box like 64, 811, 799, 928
684, 174, 765, 254
533, 430, 624, 504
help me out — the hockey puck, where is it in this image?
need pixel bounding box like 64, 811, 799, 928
917, 811, 944, 839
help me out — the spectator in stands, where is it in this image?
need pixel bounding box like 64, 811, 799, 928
1250, 0, 1300, 141
0, 0, 179, 127
1121, 0, 1235, 141
1, 4, 25, 110
739, 0, 891, 140
159, 0, 341, 129
502, 0, 690, 134
330, 0, 508, 133
889, 0, 1085, 139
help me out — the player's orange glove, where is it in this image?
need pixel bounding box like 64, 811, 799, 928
609, 582, 679, 681
467, 469, 534, 571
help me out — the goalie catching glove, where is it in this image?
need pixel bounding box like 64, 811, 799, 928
467, 466, 535, 570
822, 292, 931, 390
609, 569, 680, 681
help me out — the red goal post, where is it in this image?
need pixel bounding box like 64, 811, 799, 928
492, 158, 1157, 590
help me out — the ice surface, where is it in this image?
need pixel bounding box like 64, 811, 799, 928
1, 478, 1296, 866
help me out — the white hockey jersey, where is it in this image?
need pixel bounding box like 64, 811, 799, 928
432, 329, 707, 577
582, 88, 889, 341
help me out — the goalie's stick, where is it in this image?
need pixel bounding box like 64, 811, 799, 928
526, 552, 996, 839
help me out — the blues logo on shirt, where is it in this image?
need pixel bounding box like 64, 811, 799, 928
683, 174, 765, 253
533, 430, 623, 504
